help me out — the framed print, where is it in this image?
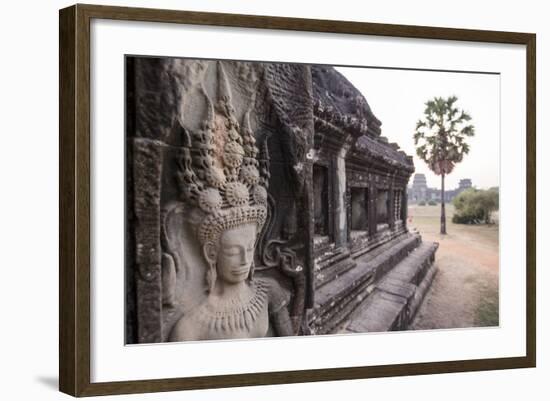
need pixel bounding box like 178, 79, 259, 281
59, 3, 536, 397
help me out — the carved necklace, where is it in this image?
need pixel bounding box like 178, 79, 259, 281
199, 279, 269, 334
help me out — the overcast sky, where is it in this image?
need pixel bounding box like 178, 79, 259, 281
336, 66, 500, 190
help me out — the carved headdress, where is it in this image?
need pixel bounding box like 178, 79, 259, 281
177, 62, 270, 250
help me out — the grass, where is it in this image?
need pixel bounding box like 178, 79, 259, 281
474, 283, 499, 327
409, 204, 500, 329
409, 203, 499, 247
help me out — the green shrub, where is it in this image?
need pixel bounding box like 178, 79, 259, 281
452, 188, 499, 224
427, 200, 437, 206
418, 200, 426, 206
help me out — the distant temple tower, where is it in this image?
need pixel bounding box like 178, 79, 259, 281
408, 174, 473, 204
409, 173, 428, 203
458, 178, 472, 191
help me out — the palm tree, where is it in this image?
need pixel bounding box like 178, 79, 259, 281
413, 96, 475, 235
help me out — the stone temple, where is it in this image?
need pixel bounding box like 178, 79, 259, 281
125, 58, 438, 343
408, 173, 473, 204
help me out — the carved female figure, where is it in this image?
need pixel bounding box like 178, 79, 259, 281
168, 63, 292, 341
169, 222, 272, 341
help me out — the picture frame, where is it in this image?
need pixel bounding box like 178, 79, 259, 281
59, 3, 536, 397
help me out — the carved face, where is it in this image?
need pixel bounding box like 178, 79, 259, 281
216, 223, 257, 284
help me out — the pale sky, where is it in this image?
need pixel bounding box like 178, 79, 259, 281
336, 66, 500, 190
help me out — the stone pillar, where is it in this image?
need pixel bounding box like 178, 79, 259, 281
394, 190, 402, 222
402, 186, 409, 229
131, 139, 163, 344
388, 186, 395, 229
127, 57, 176, 344
333, 147, 348, 247
368, 186, 378, 237
345, 185, 352, 242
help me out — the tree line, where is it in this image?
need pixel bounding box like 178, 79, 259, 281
452, 187, 499, 225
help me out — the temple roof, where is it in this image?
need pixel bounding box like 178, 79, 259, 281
354, 135, 414, 172
311, 65, 414, 172
311, 66, 380, 132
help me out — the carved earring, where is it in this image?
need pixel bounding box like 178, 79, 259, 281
206, 267, 217, 293
202, 242, 218, 292
248, 260, 255, 282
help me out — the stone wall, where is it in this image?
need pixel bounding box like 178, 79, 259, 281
126, 58, 432, 343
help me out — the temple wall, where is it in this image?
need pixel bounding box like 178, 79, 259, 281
126, 57, 432, 342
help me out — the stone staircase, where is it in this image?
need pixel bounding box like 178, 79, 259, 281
342, 241, 438, 333
313, 244, 356, 289
309, 232, 438, 335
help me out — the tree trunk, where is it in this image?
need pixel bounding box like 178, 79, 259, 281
440, 173, 447, 234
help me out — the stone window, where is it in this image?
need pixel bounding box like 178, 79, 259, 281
350, 187, 368, 231
313, 164, 329, 236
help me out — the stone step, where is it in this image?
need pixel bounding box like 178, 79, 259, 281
314, 231, 416, 289
343, 241, 438, 333
351, 224, 407, 259
309, 233, 422, 334
314, 247, 353, 274
314, 246, 355, 289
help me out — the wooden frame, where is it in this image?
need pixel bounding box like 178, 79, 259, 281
59, 3, 536, 397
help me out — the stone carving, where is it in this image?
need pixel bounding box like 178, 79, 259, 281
165, 62, 292, 341
126, 58, 439, 343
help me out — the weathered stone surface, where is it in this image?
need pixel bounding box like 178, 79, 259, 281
310, 232, 422, 334
126, 57, 437, 343
342, 241, 439, 333
131, 138, 164, 343
378, 279, 416, 300
346, 290, 407, 333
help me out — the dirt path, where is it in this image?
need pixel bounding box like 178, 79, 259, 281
408, 205, 499, 330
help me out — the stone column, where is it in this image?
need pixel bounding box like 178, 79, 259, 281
345, 185, 352, 242
388, 186, 395, 229
333, 147, 349, 247
368, 186, 378, 237
127, 57, 176, 344
394, 190, 402, 222
131, 139, 163, 344
402, 186, 409, 229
